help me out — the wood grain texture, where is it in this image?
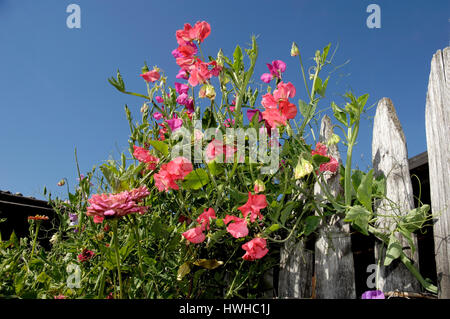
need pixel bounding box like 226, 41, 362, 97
278, 239, 314, 298
314, 115, 356, 299
425, 47, 450, 299
372, 97, 421, 292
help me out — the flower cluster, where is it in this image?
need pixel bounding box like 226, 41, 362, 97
261, 81, 297, 128
86, 186, 150, 223
172, 21, 222, 87
153, 157, 193, 192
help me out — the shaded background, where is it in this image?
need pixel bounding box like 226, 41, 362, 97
0, 0, 448, 200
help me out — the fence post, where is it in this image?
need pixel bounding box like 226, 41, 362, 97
278, 239, 314, 298
425, 47, 450, 299
372, 97, 421, 292
314, 115, 356, 298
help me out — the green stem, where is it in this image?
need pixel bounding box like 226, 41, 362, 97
29, 221, 41, 262
225, 259, 245, 298
112, 219, 124, 299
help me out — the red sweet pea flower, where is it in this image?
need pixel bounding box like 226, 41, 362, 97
311, 142, 339, 173
242, 238, 269, 261
182, 226, 206, 244
140, 69, 161, 83
197, 208, 216, 231
176, 21, 211, 45
154, 157, 193, 192
78, 248, 95, 262
224, 215, 248, 239
238, 192, 267, 223
262, 108, 287, 128
133, 145, 159, 170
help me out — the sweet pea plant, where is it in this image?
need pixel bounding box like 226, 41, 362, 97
0, 21, 436, 299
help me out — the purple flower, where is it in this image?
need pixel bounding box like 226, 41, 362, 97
69, 213, 78, 227
247, 109, 263, 122
361, 290, 385, 299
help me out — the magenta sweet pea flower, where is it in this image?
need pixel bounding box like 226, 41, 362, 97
166, 114, 183, 132
361, 290, 385, 299
155, 96, 164, 103
260, 73, 273, 83
176, 69, 189, 80
175, 82, 189, 95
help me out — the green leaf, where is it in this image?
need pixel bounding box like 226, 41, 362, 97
208, 161, 224, 177
177, 262, 191, 281
233, 45, 243, 73
331, 102, 347, 126
384, 234, 402, 266
148, 140, 169, 157
280, 201, 297, 225
265, 224, 280, 235
344, 205, 371, 236
312, 154, 330, 166
193, 259, 223, 270
182, 168, 210, 190
321, 43, 331, 63
356, 169, 373, 212
399, 205, 430, 233
304, 215, 321, 236
357, 93, 369, 111
299, 99, 309, 118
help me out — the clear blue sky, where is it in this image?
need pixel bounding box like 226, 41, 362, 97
0, 0, 448, 200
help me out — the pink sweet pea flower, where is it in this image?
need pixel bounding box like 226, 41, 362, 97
238, 192, 268, 223
273, 81, 296, 100
176, 21, 211, 45
197, 208, 216, 231
261, 93, 278, 109
171, 48, 183, 58
54, 295, 66, 299
176, 92, 189, 105
206, 139, 236, 163
140, 69, 161, 83
155, 96, 164, 103
182, 226, 206, 244
260, 73, 273, 83
262, 108, 287, 128
224, 215, 249, 238
188, 60, 212, 87
242, 238, 269, 261
279, 100, 298, 120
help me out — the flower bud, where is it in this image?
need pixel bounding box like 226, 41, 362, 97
326, 133, 341, 146
254, 179, 265, 193
199, 84, 216, 100
294, 158, 313, 179
290, 42, 299, 57
140, 103, 149, 113
57, 179, 65, 187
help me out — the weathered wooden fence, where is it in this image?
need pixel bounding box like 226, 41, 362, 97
278, 46, 449, 299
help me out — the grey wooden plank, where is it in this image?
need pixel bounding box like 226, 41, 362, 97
372, 97, 421, 292
425, 47, 450, 299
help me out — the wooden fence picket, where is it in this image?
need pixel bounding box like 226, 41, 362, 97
372, 97, 421, 292
425, 47, 450, 299
314, 115, 356, 298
